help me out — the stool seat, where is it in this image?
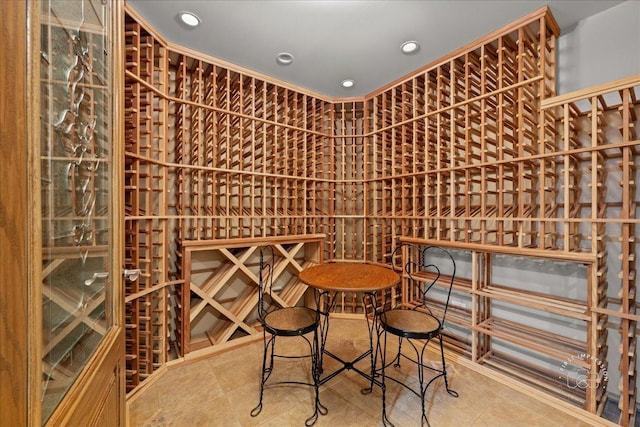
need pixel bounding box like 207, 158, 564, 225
379, 309, 440, 340
264, 307, 319, 337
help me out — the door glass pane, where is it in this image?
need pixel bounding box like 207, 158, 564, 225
40, 0, 113, 422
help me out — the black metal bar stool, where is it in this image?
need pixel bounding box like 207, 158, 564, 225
377, 244, 459, 426
250, 246, 327, 426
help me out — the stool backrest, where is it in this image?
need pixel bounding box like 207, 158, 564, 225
391, 244, 457, 324
256, 246, 274, 321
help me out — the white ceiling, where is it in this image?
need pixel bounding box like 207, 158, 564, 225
127, 0, 625, 99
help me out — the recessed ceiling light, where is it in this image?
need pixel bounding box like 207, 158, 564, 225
401, 40, 420, 54
341, 79, 355, 88
276, 52, 294, 66
178, 11, 200, 28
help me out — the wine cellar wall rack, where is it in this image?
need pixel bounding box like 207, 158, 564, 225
123, 4, 639, 425
181, 234, 324, 353
398, 238, 601, 414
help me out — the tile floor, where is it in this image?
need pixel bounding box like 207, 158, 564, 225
128, 318, 594, 426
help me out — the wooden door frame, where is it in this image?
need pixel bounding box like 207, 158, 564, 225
0, 1, 42, 425
0, 1, 125, 425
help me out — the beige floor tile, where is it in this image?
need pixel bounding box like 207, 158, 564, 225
128, 318, 602, 427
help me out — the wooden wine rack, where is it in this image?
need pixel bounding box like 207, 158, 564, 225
124, 18, 177, 392
124, 4, 639, 425
399, 238, 600, 409
123, 6, 335, 392
364, 13, 558, 256
539, 78, 640, 425
181, 234, 324, 353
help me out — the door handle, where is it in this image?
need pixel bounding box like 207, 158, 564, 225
123, 269, 141, 282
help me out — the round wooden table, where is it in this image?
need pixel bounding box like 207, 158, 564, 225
298, 262, 400, 386
298, 262, 400, 293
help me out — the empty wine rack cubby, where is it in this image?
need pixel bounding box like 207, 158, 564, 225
124, 4, 639, 425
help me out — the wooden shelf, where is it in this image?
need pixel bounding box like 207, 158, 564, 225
472, 285, 588, 320
475, 316, 586, 363
482, 351, 587, 407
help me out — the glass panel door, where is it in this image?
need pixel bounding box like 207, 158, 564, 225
39, 0, 114, 422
